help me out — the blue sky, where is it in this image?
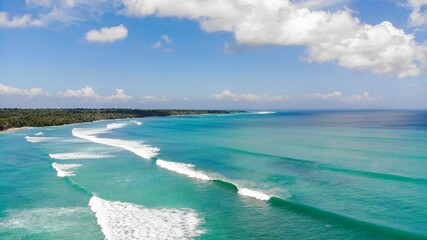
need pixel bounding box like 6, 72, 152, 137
0, 0, 426, 109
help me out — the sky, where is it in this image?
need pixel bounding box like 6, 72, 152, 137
0, 0, 427, 109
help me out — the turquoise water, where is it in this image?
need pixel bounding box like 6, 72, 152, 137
1, 111, 427, 239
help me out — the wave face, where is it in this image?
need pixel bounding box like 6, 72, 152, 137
51, 163, 82, 177
72, 127, 159, 160
49, 152, 114, 160
156, 159, 273, 201
35, 131, 44, 136
89, 196, 205, 240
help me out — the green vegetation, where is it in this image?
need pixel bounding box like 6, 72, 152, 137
0, 108, 238, 131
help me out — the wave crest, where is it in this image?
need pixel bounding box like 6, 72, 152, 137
51, 163, 82, 177
49, 153, 114, 160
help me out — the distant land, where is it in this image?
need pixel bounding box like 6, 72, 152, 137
0, 108, 239, 131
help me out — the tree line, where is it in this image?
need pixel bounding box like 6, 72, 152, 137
0, 108, 237, 131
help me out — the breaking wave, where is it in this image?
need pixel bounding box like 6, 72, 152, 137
51, 163, 82, 177
49, 152, 114, 160
131, 120, 142, 126
89, 196, 205, 240
250, 111, 276, 115
156, 159, 274, 201
106, 122, 129, 130
72, 128, 159, 160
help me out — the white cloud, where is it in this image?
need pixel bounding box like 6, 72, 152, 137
0, 83, 46, 97
213, 89, 289, 102
341, 92, 385, 103
309, 91, 384, 103
309, 91, 343, 100
24, 0, 116, 26
150, 34, 174, 51
140, 95, 171, 102
0, 12, 42, 28
85, 24, 128, 43
150, 41, 162, 49
121, 0, 426, 78
293, 0, 350, 10
162, 34, 173, 44
213, 89, 384, 104
407, 0, 427, 27
58, 86, 133, 101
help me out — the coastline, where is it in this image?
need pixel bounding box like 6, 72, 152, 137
1, 127, 32, 133
0, 109, 241, 133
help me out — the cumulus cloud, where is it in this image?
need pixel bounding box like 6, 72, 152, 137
293, 0, 350, 10
85, 24, 128, 43
0, 83, 46, 97
58, 86, 133, 101
121, 0, 426, 78
0, 12, 42, 28
213, 89, 289, 102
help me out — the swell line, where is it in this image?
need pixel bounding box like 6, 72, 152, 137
221, 147, 427, 184
269, 197, 427, 240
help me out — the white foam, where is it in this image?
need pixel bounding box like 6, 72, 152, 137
156, 159, 212, 181
156, 160, 273, 201
25, 136, 58, 143
0, 207, 91, 234
35, 131, 44, 136
49, 152, 114, 160
250, 111, 276, 115
89, 196, 205, 240
106, 122, 128, 130
51, 163, 82, 177
72, 128, 159, 159
131, 120, 142, 126
237, 188, 271, 201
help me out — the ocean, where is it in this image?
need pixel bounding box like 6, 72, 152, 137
1, 110, 426, 239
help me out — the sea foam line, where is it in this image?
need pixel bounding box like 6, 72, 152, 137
25, 136, 58, 143
89, 196, 205, 240
49, 152, 114, 160
156, 159, 273, 201
51, 163, 82, 177
131, 120, 142, 126
72, 127, 159, 160
106, 122, 129, 130
0, 207, 91, 234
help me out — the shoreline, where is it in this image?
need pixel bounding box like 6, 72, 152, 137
1, 126, 32, 133
0, 109, 241, 133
